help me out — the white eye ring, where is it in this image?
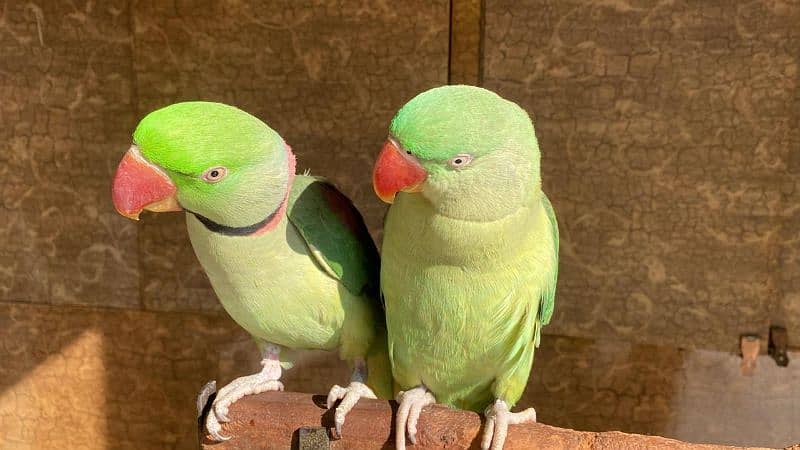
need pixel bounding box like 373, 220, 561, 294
201, 166, 227, 183
447, 154, 473, 169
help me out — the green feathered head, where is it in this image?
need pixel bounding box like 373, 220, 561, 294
112, 102, 294, 230
373, 85, 541, 220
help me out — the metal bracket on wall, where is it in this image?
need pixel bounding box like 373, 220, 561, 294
768, 326, 790, 367
739, 335, 760, 376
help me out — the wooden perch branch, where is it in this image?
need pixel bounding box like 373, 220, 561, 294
199, 391, 788, 450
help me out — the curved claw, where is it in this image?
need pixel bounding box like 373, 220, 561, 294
215, 403, 231, 423
394, 386, 436, 450
481, 399, 537, 450
407, 400, 427, 444
481, 413, 495, 450
211, 375, 251, 422
206, 412, 231, 442
204, 374, 284, 442
326, 384, 346, 409
325, 382, 377, 438
395, 396, 411, 450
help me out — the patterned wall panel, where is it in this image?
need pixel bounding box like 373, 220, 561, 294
483, 0, 800, 351
0, 1, 139, 308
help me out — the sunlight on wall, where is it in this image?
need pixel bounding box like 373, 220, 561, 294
0, 329, 107, 450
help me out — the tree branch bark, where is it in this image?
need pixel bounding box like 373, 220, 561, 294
198, 391, 789, 449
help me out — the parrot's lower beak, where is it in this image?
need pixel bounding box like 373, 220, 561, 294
372, 138, 427, 204
111, 145, 182, 220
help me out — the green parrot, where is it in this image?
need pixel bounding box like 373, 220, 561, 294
372, 85, 559, 450
111, 101, 392, 441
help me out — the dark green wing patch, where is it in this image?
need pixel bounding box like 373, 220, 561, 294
534, 193, 559, 347
539, 193, 559, 326
287, 175, 380, 299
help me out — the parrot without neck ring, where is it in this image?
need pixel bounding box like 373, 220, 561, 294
374, 85, 559, 450
111, 101, 392, 441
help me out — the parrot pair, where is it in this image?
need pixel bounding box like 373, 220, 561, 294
111, 85, 558, 450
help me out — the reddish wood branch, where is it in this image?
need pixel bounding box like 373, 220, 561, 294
199, 391, 786, 449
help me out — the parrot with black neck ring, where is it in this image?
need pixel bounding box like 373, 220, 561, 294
111, 101, 392, 441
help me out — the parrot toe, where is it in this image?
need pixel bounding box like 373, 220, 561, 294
481, 399, 536, 450
395, 385, 436, 450
325, 381, 378, 438
206, 413, 231, 442
204, 365, 283, 442
326, 384, 347, 409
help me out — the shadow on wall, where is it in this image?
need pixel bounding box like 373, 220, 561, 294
0, 303, 351, 449
0, 304, 243, 448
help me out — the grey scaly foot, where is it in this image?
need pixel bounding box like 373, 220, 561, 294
395, 385, 436, 450
326, 381, 377, 437
326, 358, 377, 438
205, 344, 284, 441
481, 399, 537, 450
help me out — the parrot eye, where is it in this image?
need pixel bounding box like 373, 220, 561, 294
447, 154, 473, 169
201, 166, 227, 183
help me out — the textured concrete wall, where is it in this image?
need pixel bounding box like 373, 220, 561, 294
0, 0, 139, 309
520, 337, 800, 447
449, 0, 482, 85
483, 0, 800, 352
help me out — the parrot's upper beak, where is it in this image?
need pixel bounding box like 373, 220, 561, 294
372, 138, 427, 204
111, 145, 182, 220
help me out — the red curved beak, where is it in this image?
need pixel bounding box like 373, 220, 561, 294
372, 138, 427, 204
111, 145, 181, 220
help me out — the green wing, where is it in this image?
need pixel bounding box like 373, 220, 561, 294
287, 175, 380, 299
534, 193, 559, 346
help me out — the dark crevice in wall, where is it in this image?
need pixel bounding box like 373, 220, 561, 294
447, 0, 454, 84
448, 0, 482, 85
478, 0, 485, 85
127, 0, 146, 313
